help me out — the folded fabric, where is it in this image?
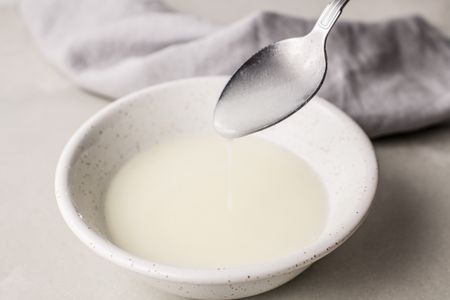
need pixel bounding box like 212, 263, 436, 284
21, 0, 450, 137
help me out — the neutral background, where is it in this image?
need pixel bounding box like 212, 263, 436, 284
1, 1, 450, 299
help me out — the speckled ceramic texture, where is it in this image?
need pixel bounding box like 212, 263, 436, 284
55, 76, 378, 299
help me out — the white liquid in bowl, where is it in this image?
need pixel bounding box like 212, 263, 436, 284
104, 135, 328, 268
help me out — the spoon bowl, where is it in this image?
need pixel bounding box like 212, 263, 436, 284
214, 0, 349, 138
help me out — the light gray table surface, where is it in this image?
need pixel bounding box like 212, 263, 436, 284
1, 1, 450, 299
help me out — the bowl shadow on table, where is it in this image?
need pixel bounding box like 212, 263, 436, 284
248, 123, 450, 299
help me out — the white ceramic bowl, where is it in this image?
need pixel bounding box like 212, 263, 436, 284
55, 76, 377, 299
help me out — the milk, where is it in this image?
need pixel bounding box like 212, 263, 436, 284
104, 135, 328, 268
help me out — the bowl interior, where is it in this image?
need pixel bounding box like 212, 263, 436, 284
57, 76, 377, 276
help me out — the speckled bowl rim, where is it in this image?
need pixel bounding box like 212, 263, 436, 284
55, 76, 378, 285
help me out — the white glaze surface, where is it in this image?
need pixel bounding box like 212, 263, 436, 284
104, 135, 328, 269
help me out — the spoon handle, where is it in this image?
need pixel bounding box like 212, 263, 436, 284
314, 0, 349, 32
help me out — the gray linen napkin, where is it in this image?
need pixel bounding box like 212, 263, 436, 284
21, 0, 450, 138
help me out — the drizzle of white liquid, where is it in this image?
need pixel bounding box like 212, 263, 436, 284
226, 138, 233, 210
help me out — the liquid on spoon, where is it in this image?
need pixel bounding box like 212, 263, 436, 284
214, 0, 350, 138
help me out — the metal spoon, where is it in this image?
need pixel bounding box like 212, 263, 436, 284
214, 0, 349, 138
